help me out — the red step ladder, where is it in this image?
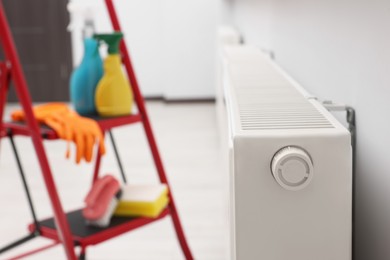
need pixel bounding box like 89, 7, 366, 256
0, 0, 193, 259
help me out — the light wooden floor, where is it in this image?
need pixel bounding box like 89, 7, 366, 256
0, 102, 228, 260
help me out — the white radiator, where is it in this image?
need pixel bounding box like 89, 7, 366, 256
220, 45, 352, 260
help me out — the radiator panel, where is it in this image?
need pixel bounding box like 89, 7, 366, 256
222, 45, 352, 260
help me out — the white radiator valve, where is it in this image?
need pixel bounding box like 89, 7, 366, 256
271, 146, 314, 191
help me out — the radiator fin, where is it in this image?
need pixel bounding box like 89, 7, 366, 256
229, 62, 334, 130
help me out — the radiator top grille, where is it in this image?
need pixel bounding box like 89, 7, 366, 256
229, 62, 333, 130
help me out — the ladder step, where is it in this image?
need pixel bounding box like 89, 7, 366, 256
3, 114, 143, 139
28, 208, 170, 246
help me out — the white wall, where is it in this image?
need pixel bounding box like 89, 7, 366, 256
228, 0, 390, 259
219, 0, 235, 25
70, 0, 217, 99
161, 0, 218, 99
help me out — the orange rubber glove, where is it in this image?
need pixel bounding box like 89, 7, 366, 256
11, 103, 69, 123
11, 103, 106, 164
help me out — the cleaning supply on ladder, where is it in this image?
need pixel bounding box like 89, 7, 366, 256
94, 32, 134, 117
11, 103, 106, 163
114, 184, 169, 218
68, 4, 103, 115
83, 175, 122, 227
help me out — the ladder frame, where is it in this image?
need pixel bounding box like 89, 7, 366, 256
0, 0, 193, 259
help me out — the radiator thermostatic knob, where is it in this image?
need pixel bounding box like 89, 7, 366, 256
271, 146, 314, 191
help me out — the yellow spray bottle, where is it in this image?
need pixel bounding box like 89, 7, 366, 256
94, 32, 133, 117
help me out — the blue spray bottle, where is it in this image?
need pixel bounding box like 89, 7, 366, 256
68, 4, 103, 115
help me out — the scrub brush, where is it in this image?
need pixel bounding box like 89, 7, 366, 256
83, 175, 122, 227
